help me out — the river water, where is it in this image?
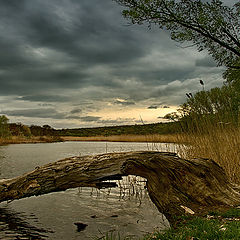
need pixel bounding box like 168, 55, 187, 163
0, 141, 174, 239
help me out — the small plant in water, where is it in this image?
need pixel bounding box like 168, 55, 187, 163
95, 231, 135, 240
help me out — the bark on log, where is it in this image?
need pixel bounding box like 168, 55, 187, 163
0, 151, 239, 224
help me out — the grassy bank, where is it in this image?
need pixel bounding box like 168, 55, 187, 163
144, 208, 240, 240
0, 135, 64, 145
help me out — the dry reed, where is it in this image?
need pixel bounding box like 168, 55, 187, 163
0, 135, 63, 145
62, 134, 184, 144
176, 127, 240, 184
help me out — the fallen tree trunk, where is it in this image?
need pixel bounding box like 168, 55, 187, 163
0, 151, 239, 224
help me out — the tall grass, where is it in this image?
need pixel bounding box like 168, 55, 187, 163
61, 134, 183, 143
174, 81, 240, 184
0, 135, 63, 145
176, 124, 240, 184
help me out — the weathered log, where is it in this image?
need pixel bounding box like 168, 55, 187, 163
0, 151, 239, 224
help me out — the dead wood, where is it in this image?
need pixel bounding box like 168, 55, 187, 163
0, 151, 239, 224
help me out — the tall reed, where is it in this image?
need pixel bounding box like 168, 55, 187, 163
176, 124, 240, 184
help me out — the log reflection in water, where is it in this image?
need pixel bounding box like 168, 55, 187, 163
0, 206, 53, 239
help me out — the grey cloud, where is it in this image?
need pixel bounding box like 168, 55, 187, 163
0, 0, 174, 97
114, 100, 135, 106
18, 95, 70, 102
0, 108, 66, 119
65, 115, 82, 120
114, 67, 194, 86
0, 108, 95, 122
148, 105, 158, 109
195, 56, 217, 68
38, 103, 54, 107
97, 118, 139, 125
0, 0, 227, 127
147, 103, 169, 109
70, 108, 82, 114
79, 116, 101, 122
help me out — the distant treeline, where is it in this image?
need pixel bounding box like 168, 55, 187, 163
8, 123, 59, 137
1, 121, 180, 138
58, 122, 180, 137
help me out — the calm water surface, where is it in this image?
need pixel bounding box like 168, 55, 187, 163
0, 141, 173, 239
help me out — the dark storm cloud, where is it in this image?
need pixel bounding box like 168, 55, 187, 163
18, 95, 71, 102
0, 108, 66, 119
0, 0, 152, 97
0, 0, 195, 99
0, 0, 229, 127
112, 64, 195, 86
0, 108, 104, 123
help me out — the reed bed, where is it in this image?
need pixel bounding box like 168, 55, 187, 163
0, 135, 63, 145
62, 134, 184, 143
176, 127, 240, 184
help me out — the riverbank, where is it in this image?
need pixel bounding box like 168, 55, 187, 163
0, 134, 184, 145
143, 208, 240, 240
0, 136, 64, 145
61, 134, 184, 143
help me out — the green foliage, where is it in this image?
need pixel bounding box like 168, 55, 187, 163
209, 208, 240, 218
223, 58, 240, 100
163, 112, 178, 122
116, 0, 240, 68
29, 124, 58, 136
224, 59, 240, 84
177, 83, 240, 131
9, 123, 32, 137
0, 115, 11, 138
21, 125, 32, 137
144, 215, 240, 240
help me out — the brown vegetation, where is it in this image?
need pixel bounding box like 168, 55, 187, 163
176, 127, 240, 184
0, 136, 63, 145
61, 134, 184, 143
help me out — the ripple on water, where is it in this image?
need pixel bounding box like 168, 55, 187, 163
0, 141, 173, 239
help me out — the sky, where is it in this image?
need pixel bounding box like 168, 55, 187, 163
0, 0, 237, 129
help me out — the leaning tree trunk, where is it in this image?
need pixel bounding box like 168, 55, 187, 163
0, 151, 239, 224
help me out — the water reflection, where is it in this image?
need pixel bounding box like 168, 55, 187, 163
0, 206, 53, 240
0, 142, 173, 239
